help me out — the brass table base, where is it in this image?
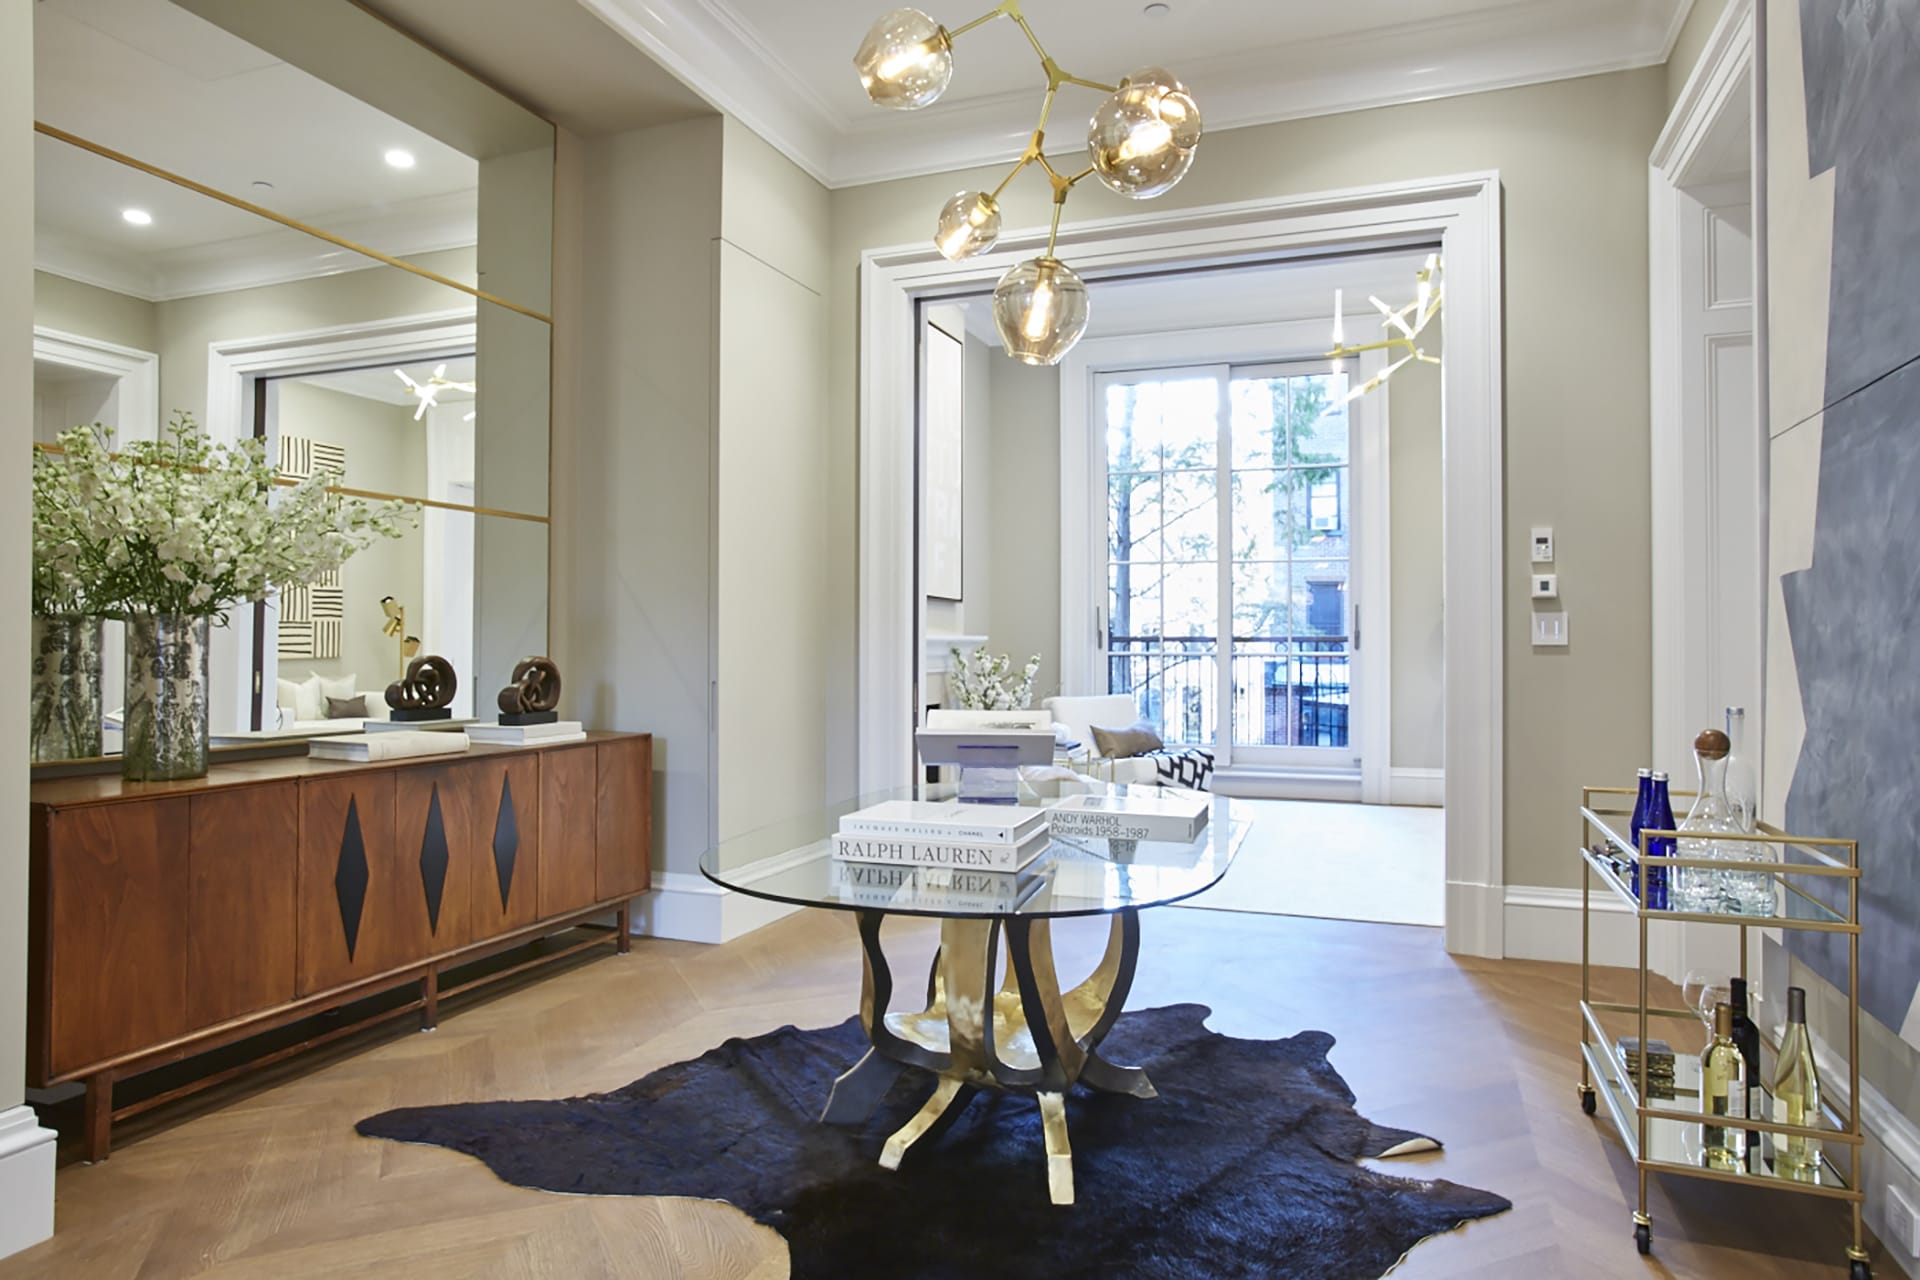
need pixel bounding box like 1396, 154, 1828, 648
826, 908, 1149, 1206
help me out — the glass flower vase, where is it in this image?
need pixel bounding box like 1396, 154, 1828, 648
30, 614, 104, 762
123, 613, 211, 782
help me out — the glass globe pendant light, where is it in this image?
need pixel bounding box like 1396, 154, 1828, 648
992, 257, 1089, 365
1087, 67, 1203, 198
853, 8, 955, 109
934, 190, 1001, 260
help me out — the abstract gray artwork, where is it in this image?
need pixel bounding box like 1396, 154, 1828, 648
1780, 0, 1920, 1036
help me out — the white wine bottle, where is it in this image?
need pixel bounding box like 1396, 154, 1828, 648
1772, 986, 1824, 1175
1699, 1001, 1746, 1170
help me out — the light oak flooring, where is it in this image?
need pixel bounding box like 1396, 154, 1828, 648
3, 909, 1890, 1279
1181, 799, 1446, 926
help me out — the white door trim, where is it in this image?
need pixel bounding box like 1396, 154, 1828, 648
858, 172, 1505, 957
1647, 0, 1757, 987
32, 326, 160, 442
0, 1105, 56, 1260
201, 309, 477, 731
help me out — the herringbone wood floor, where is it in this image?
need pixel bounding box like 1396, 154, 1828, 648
3, 908, 1886, 1278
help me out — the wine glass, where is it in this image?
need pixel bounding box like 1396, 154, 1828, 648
1682, 970, 1731, 1034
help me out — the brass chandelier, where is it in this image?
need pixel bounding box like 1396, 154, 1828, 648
1325, 253, 1443, 402
854, 2, 1204, 364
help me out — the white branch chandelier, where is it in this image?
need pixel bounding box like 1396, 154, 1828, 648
854, 2, 1204, 364
1326, 254, 1443, 403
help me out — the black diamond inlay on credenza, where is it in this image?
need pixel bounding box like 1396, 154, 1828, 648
420, 783, 450, 934
335, 795, 370, 960
493, 774, 519, 909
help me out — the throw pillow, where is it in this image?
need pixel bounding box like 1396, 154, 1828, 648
291, 673, 326, 722
1091, 720, 1164, 759
275, 677, 305, 722
315, 672, 359, 703
326, 694, 369, 719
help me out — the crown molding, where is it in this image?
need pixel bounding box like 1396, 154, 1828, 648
578, 0, 1684, 189
34, 190, 477, 303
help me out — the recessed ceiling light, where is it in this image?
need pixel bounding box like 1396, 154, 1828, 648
1143, 2, 1171, 16
384, 148, 416, 170
121, 208, 152, 226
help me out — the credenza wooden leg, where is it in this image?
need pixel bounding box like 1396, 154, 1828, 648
83, 1073, 113, 1163
616, 905, 632, 954
420, 969, 439, 1031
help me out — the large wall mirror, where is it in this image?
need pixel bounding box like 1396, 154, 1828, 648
31, 0, 553, 762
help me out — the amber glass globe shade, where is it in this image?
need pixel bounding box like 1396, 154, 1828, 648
853, 8, 954, 110
934, 190, 1001, 261
1086, 66, 1203, 198
992, 258, 1090, 365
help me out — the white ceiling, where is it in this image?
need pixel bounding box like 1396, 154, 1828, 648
35, 0, 481, 299
583, 0, 1693, 187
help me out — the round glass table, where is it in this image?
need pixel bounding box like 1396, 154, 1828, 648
699, 780, 1248, 1205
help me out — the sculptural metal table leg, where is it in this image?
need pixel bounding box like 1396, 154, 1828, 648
843, 908, 1150, 1205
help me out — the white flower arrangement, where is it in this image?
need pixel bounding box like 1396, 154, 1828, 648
948, 647, 1042, 711
32, 414, 415, 618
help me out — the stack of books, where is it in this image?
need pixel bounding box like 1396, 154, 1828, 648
1046, 790, 1210, 843
832, 800, 1052, 872
467, 720, 587, 747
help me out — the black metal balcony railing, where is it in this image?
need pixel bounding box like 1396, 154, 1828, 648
1106, 635, 1350, 749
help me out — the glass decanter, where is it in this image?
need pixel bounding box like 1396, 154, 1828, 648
1674, 729, 1743, 912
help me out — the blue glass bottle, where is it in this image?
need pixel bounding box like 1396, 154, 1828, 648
1628, 768, 1653, 898
1645, 770, 1676, 910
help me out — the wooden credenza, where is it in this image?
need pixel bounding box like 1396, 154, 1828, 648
27, 731, 652, 1159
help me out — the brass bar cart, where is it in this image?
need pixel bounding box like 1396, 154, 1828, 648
1575, 785, 1871, 1279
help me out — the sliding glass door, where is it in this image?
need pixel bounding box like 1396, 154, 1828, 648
1098, 360, 1355, 769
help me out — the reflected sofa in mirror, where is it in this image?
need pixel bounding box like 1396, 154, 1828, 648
28, 0, 554, 770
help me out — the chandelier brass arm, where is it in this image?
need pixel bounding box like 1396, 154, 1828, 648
855, 1, 1203, 364
1325, 255, 1444, 402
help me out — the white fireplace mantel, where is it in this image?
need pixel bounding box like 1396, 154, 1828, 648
924, 633, 989, 676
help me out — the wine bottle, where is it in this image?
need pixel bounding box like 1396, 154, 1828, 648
1700, 1001, 1746, 1170
1772, 986, 1824, 1175
1645, 771, 1675, 910
1628, 767, 1653, 898
1729, 977, 1761, 1152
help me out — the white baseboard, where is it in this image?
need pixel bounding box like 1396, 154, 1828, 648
1387, 767, 1445, 807
1445, 879, 1504, 959
1861, 1079, 1920, 1278
1213, 768, 1361, 802
0, 1105, 55, 1262
630, 849, 810, 945
1502, 886, 1637, 966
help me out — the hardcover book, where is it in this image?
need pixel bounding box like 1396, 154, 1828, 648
467, 720, 586, 746
831, 826, 1052, 873
831, 862, 1038, 912
839, 799, 1048, 845
1046, 790, 1210, 842
309, 731, 472, 763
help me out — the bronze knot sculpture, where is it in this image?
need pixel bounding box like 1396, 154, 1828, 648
496, 656, 562, 725
385, 655, 458, 722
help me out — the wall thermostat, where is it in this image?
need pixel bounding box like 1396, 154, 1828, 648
1531, 527, 1554, 563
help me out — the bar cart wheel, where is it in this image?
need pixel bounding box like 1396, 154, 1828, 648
1579, 1085, 1596, 1116
1850, 1259, 1871, 1279
1634, 1222, 1651, 1256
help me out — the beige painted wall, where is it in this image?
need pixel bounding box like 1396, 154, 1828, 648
1667, 0, 1733, 111
568, 115, 722, 878
985, 359, 1063, 698
715, 117, 834, 840
1388, 345, 1445, 771
274, 382, 426, 697
32, 271, 158, 353
830, 69, 1668, 890
3, 0, 35, 1119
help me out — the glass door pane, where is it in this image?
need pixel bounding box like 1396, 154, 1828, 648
1100, 370, 1223, 746
1227, 365, 1351, 757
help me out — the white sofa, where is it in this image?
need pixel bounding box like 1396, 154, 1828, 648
1043, 694, 1214, 788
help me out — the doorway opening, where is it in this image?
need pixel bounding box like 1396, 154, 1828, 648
910, 247, 1446, 928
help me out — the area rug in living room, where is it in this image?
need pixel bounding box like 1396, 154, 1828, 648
358, 1004, 1509, 1279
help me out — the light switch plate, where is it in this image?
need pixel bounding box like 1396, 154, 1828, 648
1531, 526, 1554, 563
1531, 573, 1558, 599
1532, 611, 1569, 646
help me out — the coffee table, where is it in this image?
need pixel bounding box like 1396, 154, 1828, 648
699, 783, 1246, 1205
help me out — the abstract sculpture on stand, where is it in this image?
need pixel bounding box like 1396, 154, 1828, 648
496, 656, 562, 726
386, 655, 458, 722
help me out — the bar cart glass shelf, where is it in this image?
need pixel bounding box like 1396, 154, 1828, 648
1575, 785, 1871, 1279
